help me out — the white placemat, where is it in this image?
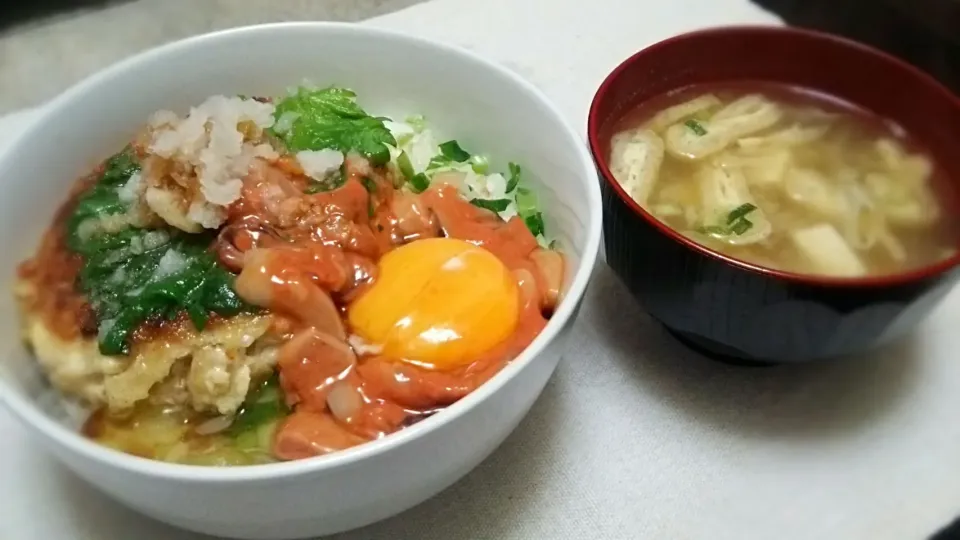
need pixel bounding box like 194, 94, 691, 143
3, 1, 958, 539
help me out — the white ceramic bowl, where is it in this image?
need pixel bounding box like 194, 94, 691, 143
0, 23, 602, 539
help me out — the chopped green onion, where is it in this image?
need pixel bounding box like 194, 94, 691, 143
469, 155, 489, 174
506, 162, 521, 193
698, 225, 729, 236
256, 419, 279, 451
234, 428, 260, 451
304, 168, 344, 194
726, 203, 757, 224
229, 374, 288, 437
438, 140, 470, 162
729, 218, 753, 235
397, 151, 415, 180
360, 176, 378, 193
514, 187, 544, 236
406, 114, 427, 132
409, 172, 430, 193
515, 187, 537, 215
470, 198, 512, 212
524, 213, 545, 237
684, 119, 707, 136
698, 204, 757, 237
425, 156, 447, 171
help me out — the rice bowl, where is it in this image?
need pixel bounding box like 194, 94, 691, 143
0, 23, 601, 538
17, 83, 566, 466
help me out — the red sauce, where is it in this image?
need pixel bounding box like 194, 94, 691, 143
224, 156, 561, 460
24, 147, 562, 462
16, 172, 96, 340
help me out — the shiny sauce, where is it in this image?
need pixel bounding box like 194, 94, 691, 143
25, 149, 563, 463
227, 154, 562, 460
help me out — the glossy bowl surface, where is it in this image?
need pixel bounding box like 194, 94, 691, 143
0, 23, 603, 539
588, 25, 960, 364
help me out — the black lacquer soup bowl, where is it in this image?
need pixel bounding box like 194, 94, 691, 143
587, 26, 960, 364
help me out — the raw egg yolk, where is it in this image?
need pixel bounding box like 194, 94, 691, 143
347, 237, 519, 370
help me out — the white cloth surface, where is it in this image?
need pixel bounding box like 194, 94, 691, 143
3, 1, 958, 539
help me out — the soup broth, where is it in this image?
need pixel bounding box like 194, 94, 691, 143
608, 83, 956, 278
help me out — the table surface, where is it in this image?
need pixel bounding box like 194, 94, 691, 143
3, 1, 959, 539
0, 0, 428, 114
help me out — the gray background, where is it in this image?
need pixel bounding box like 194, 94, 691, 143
0, 0, 427, 114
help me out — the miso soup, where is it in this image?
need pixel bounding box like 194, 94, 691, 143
608, 83, 957, 277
